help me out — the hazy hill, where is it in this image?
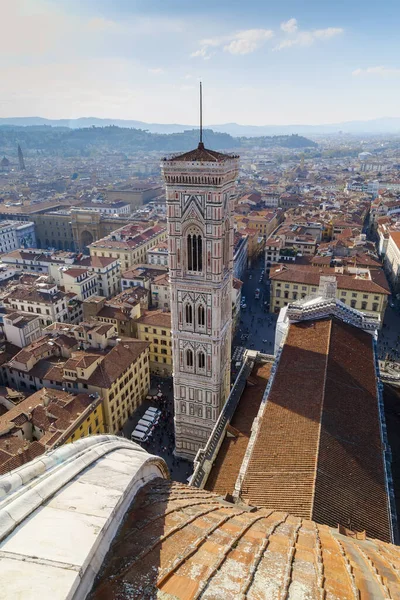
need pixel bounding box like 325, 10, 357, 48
0, 116, 400, 136
0, 125, 316, 157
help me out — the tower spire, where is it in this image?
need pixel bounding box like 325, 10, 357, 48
199, 81, 203, 148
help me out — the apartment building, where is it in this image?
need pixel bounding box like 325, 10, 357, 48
0, 220, 36, 254
2, 312, 42, 347
58, 268, 98, 301
2, 333, 150, 434
136, 311, 172, 377
121, 264, 168, 292
89, 223, 167, 271
269, 264, 389, 323
384, 231, 400, 292
151, 273, 170, 310
147, 241, 168, 266
4, 280, 69, 327
0, 388, 104, 475
83, 289, 142, 337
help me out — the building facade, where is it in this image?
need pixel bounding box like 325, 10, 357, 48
136, 310, 173, 376
161, 142, 239, 458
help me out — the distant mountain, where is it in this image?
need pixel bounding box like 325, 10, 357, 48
0, 126, 316, 157
0, 116, 400, 136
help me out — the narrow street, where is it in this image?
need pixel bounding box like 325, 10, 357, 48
233, 258, 277, 356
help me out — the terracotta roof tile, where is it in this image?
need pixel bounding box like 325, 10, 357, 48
89, 478, 400, 600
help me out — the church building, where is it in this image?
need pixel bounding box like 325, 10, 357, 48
161, 141, 239, 458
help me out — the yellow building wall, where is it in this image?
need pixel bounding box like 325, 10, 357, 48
269, 279, 387, 324
137, 323, 173, 376
65, 402, 105, 444
90, 347, 150, 434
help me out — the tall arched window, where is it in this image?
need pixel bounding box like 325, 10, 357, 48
187, 233, 203, 272
186, 349, 193, 367
197, 305, 205, 327
198, 351, 205, 369
223, 221, 230, 268
185, 303, 193, 324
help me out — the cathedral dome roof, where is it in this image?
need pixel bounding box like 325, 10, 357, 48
91, 477, 400, 599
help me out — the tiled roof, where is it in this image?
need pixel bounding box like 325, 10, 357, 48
166, 142, 238, 163
205, 361, 271, 496
270, 264, 390, 294
239, 318, 392, 543
136, 310, 171, 328
89, 478, 400, 600
87, 339, 149, 388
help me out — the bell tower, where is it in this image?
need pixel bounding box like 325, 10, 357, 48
161, 115, 239, 458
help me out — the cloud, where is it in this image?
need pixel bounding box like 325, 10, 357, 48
280, 18, 298, 34
190, 47, 213, 60
191, 28, 273, 59
352, 66, 400, 77
274, 20, 343, 50
224, 29, 274, 55
148, 68, 164, 74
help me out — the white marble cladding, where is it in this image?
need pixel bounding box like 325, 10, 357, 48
162, 154, 239, 459
0, 435, 169, 600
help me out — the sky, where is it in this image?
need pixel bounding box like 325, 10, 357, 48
1, 0, 400, 125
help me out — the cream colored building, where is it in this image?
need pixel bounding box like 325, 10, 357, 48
269, 264, 389, 324
384, 231, 400, 292
89, 223, 167, 272
136, 311, 172, 376
151, 273, 170, 310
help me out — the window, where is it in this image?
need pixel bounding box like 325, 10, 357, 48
341, 291, 347, 296
198, 304, 205, 327
161, 330, 166, 336
372, 303, 379, 312
185, 303, 193, 324
352, 293, 357, 298
284, 291, 289, 299
277, 283, 281, 287
363, 294, 368, 299
302, 286, 306, 291
311, 287, 317, 292
361, 301, 367, 310
187, 233, 203, 271
276, 289, 281, 298
350, 300, 356, 308
198, 352, 205, 369
284, 284, 289, 289
186, 349, 193, 367
293, 285, 298, 290
374, 296, 379, 301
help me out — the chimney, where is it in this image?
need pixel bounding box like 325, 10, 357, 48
42, 388, 50, 407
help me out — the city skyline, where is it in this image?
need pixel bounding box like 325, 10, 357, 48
2, 0, 400, 125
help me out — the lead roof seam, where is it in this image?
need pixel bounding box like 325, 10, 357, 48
353, 542, 393, 598
238, 512, 289, 599
330, 534, 361, 600
279, 520, 303, 600
109, 504, 225, 588
157, 508, 248, 590
194, 513, 272, 600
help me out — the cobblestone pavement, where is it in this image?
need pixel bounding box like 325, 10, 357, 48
122, 376, 193, 483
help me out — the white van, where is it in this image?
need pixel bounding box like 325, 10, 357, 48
141, 414, 156, 425
145, 407, 159, 416
131, 430, 147, 442
135, 423, 149, 434
138, 418, 152, 429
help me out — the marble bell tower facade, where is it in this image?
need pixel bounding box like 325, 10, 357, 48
161, 142, 239, 459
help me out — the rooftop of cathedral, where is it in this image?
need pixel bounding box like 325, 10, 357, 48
1, 436, 400, 600
238, 317, 393, 543
164, 141, 239, 163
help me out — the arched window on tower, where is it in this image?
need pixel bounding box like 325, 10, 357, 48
185, 303, 193, 324
187, 232, 203, 272
223, 221, 230, 269
186, 349, 193, 367
198, 351, 205, 370
197, 305, 205, 327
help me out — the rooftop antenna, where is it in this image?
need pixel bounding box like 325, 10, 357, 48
199, 81, 203, 148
